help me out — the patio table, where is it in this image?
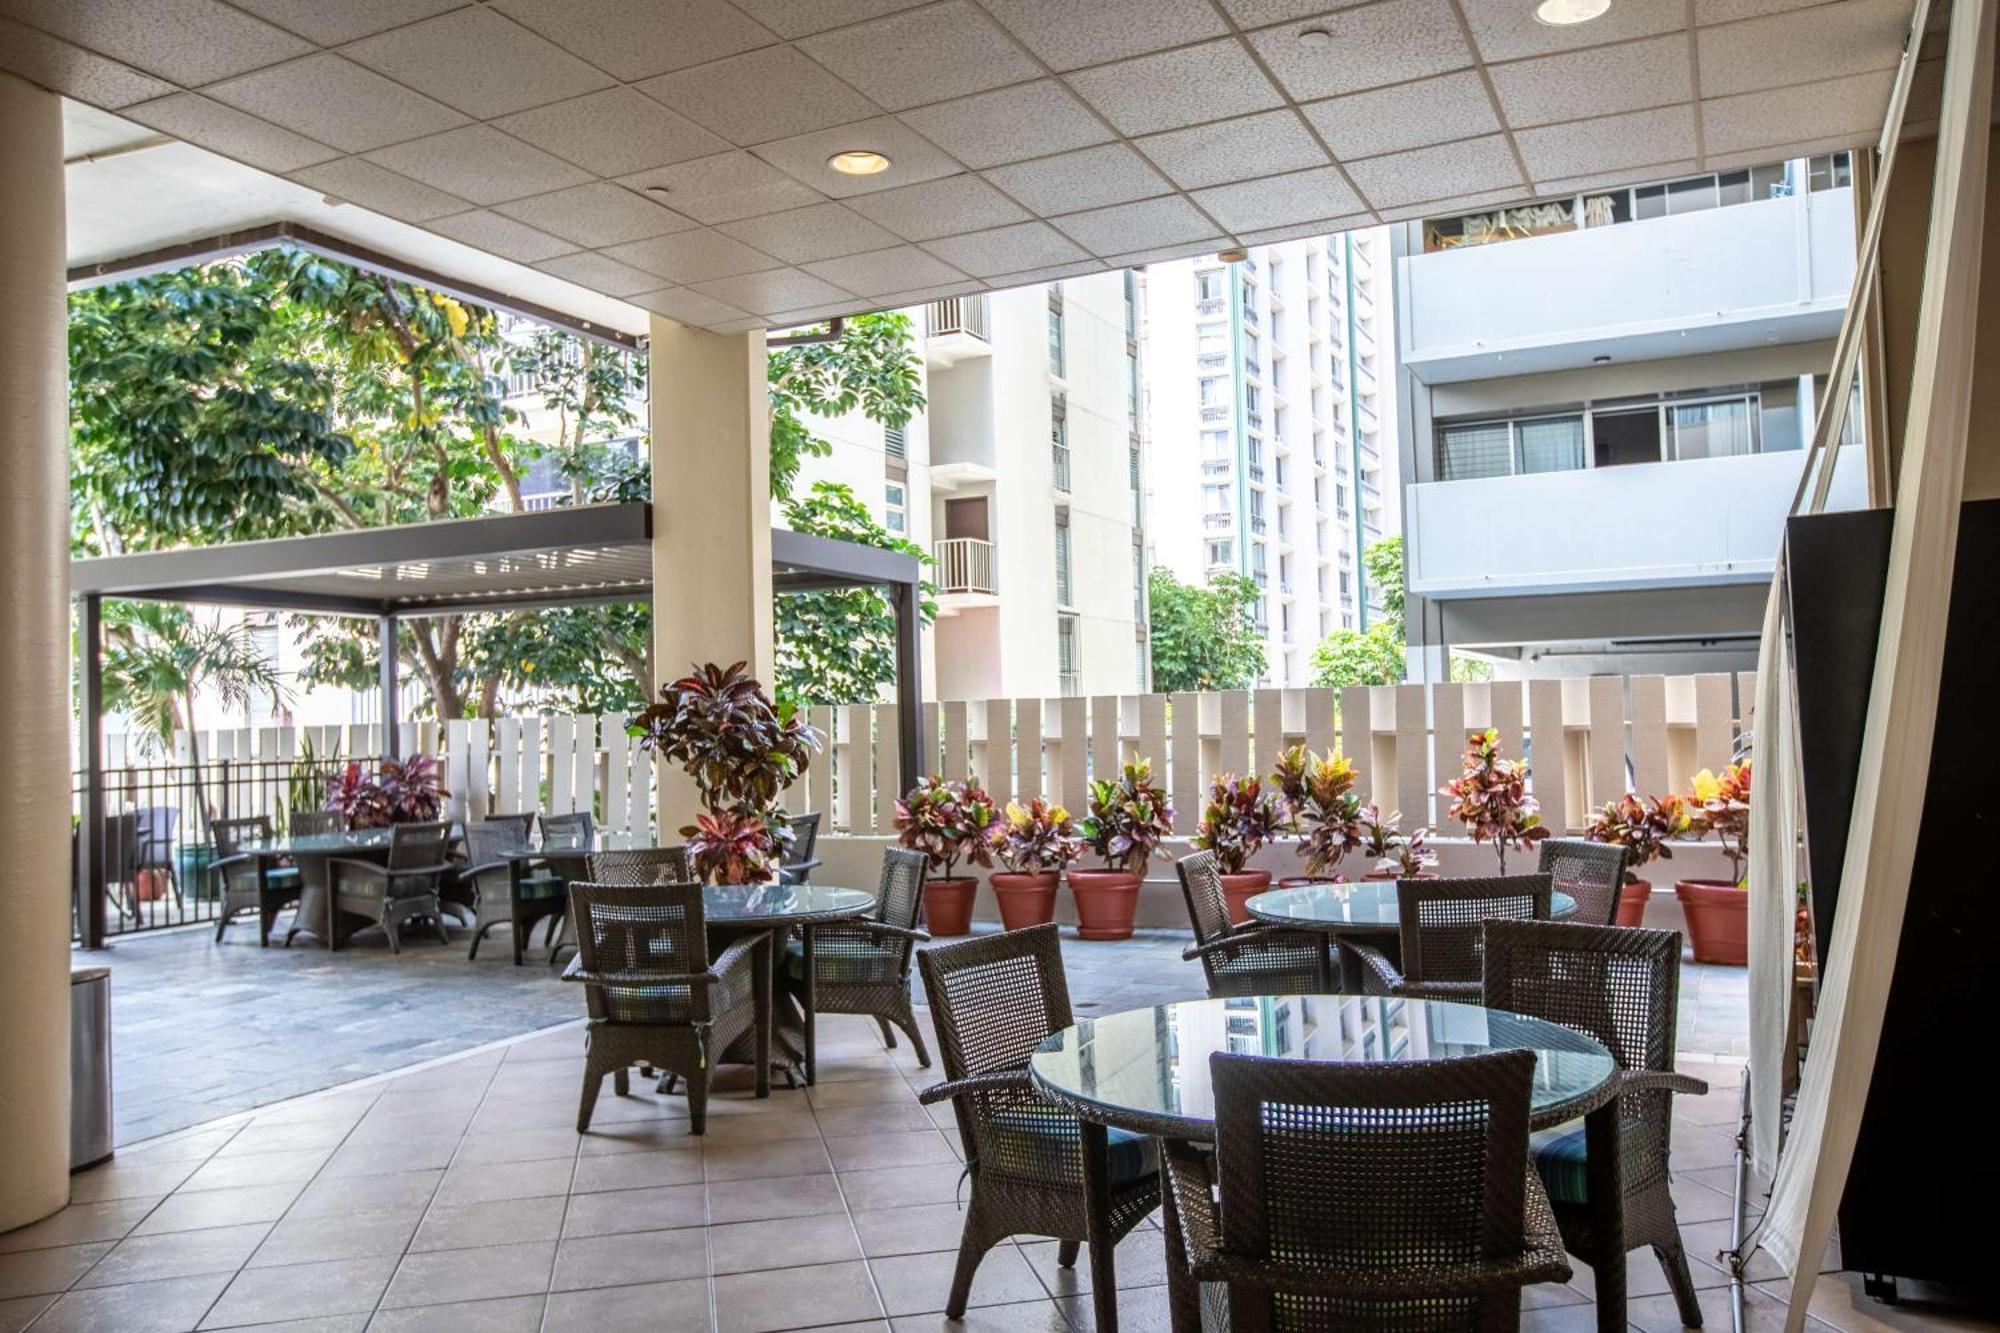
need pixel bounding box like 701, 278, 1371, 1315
1029, 994, 1626, 1333
1246, 880, 1576, 990
238, 827, 461, 950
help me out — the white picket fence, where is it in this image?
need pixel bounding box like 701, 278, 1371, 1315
143, 672, 1750, 842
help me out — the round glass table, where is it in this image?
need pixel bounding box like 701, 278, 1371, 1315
1245, 881, 1577, 934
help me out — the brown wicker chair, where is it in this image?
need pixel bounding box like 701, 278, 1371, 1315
328, 821, 455, 953
562, 880, 768, 1134
587, 846, 690, 885
789, 847, 932, 1068
1160, 1048, 1571, 1331
916, 924, 1161, 1325
1538, 838, 1629, 927
462, 818, 565, 963
1176, 851, 1335, 998
1341, 874, 1553, 1002
289, 809, 346, 836
209, 815, 300, 946
778, 812, 822, 885
539, 810, 594, 849
1483, 919, 1710, 1329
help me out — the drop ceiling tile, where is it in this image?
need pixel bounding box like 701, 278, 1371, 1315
638, 47, 878, 147
618, 152, 824, 224
692, 268, 855, 315
1700, 68, 1895, 157
340, 7, 614, 121
803, 246, 968, 297
425, 210, 577, 263
0, 0, 310, 86
496, 88, 728, 178
290, 156, 469, 222
123, 92, 340, 173
1236, 215, 1373, 245
841, 176, 1028, 242
1136, 110, 1329, 191
920, 221, 1089, 277
1100, 236, 1229, 269
1218, 0, 1378, 23
1490, 34, 1692, 129
716, 202, 903, 263
1302, 71, 1500, 161
979, 260, 1102, 289
1065, 39, 1285, 136
628, 286, 752, 327
1696, 0, 1907, 99
495, 182, 696, 248
1457, 0, 1687, 61
1530, 160, 1700, 198
979, 0, 1228, 71
366, 126, 592, 206
897, 80, 1113, 171
489, 0, 779, 83
1695, 0, 1837, 23
767, 300, 867, 327
603, 229, 782, 283
982, 143, 1172, 215
1704, 135, 1867, 172
207, 53, 468, 155
0, 20, 176, 108
799, 2, 1042, 112
1371, 186, 1527, 224
1246, 0, 1474, 101
1191, 164, 1364, 232
728, 0, 930, 38
227, 0, 461, 46
1345, 133, 1522, 208
875, 278, 985, 306
1050, 195, 1217, 256
750, 116, 963, 198
1515, 105, 1697, 182
533, 250, 664, 298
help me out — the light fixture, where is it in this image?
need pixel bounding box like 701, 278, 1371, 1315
643, 184, 672, 198
1216, 246, 1249, 263
1297, 26, 1333, 47
1592, 354, 1613, 364
1534, 0, 1610, 25
827, 149, 891, 176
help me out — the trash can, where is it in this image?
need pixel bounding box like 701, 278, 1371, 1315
70, 965, 112, 1170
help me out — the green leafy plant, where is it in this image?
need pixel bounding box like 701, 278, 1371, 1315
992, 798, 1080, 874
1272, 744, 1364, 877
1439, 728, 1547, 873
1147, 568, 1266, 692
1078, 758, 1175, 872
685, 808, 787, 886
1585, 792, 1692, 882
1192, 775, 1284, 874
1358, 804, 1437, 878
774, 481, 935, 708
1687, 761, 1752, 884
893, 775, 998, 879
284, 735, 339, 826
325, 754, 446, 829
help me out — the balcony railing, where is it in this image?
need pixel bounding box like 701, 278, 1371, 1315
1204, 513, 1233, 530
1201, 459, 1231, 476
1052, 444, 1072, 493
1197, 351, 1227, 370
1199, 405, 1228, 422
1196, 297, 1225, 316
934, 537, 996, 595
925, 295, 989, 341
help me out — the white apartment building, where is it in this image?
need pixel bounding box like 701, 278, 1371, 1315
1391, 153, 1867, 681
1144, 232, 1399, 687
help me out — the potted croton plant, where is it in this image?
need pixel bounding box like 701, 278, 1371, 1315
1271, 744, 1363, 886
894, 775, 996, 937
1586, 792, 1693, 926
326, 754, 447, 830
629, 661, 818, 884
989, 798, 1079, 931
1440, 728, 1548, 873
1678, 760, 1752, 964
1193, 774, 1285, 924
1072, 757, 1173, 941
1357, 804, 1438, 881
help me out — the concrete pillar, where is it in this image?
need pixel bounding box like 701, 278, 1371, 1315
0, 71, 76, 1229
647, 317, 773, 826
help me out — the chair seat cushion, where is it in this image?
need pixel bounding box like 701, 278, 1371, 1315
782, 935, 901, 988
264, 867, 302, 887
517, 872, 566, 901
1530, 1122, 1589, 1204
986, 1110, 1158, 1188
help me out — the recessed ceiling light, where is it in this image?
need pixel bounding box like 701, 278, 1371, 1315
1535, 0, 1610, 24
1297, 26, 1333, 47
1217, 246, 1249, 263
828, 149, 891, 176
643, 184, 672, 198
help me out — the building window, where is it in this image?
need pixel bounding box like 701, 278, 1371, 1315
1516, 416, 1586, 473
1132, 543, 1146, 623
1055, 510, 1073, 608
884, 422, 906, 459
1207, 539, 1233, 566
1668, 397, 1756, 460
1129, 444, 1143, 525
1057, 613, 1081, 696
1195, 269, 1225, 302
884, 481, 907, 534
1808, 151, 1853, 192
1051, 394, 1070, 492
1048, 286, 1065, 378
1438, 421, 1517, 481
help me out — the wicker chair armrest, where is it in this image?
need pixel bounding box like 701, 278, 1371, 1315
855, 920, 931, 944
1395, 979, 1487, 1003
1620, 1069, 1708, 1098
459, 859, 515, 880
1181, 925, 1319, 962
560, 956, 717, 990
208, 852, 256, 875
917, 1067, 1033, 1107
1340, 940, 1410, 995
709, 932, 768, 981
327, 857, 454, 880
787, 858, 823, 875
1162, 1139, 1223, 1263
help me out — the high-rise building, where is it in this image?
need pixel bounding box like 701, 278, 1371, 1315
1143, 231, 1399, 687
1390, 153, 1865, 680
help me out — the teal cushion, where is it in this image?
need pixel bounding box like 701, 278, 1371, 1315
1530, 1122, 1589, 1204
265, 867, 302, 886
1105, 1127, 1158, 1188
517, 872, 566, 901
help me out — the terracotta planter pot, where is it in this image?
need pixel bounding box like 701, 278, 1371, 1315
1675, 879, 1748, 964
1068, 868, 1142, 941
1277, 875, 1343, 888
990, 871, 1060, 932
1219, 869, 1272, 925
1614, 877, 1652, 928
1360, 869, 1399, 882
923, 877, 978, 938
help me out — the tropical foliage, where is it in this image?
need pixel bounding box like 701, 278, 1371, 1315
1147, 568, 1266, 692
1688, 762, 1753, 884
1585, 792, 1693, 882
893, 775, 998, 880
1307, 536, 1491, 688
1079, 758, 1175, 872
1357, 804, 1437, 878
1439, 728, 1547, 872
1193, 774, 1284, 875
991, 798, 1080, 874
99, 602, 288, 755
325, 754, 446, 829
1272, 744, 1364, 877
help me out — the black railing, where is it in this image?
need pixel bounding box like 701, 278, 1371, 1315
71, 755, 374, 946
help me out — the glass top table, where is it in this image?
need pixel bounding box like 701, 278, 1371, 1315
1245, 881, 1577, 933
700, 882, 875, 926
1029, 994, 1618, 1139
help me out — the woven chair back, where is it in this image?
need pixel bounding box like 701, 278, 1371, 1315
464, 818, 529, 865
291, 810, 346, 836
587, 846, 690, 886
480, 812, 534, 843
878, 847, 928, 930
788, 813, 821, 867
210, 815, 272, 858
1175, 850, 1234, 947
1538, 838, 1629, 927
540, 811, 595, 851
386, 821, 452, 870
570, 879, 705, 1025
918, 923, 1071, 1081
1398, 874, 1552, 986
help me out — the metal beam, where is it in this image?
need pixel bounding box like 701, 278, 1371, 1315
770, 527, 922, 592
79, 595, 107, 951
379, 614, 401, 759
893, 581, 923, 795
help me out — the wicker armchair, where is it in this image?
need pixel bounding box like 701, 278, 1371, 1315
209, 815, 300, 946
1176, 851, 1335, 998
1340, 874, 1553, 1002
539, 810, 594, 850
329, 821, 455, 953
788, 847, 932, 1068
1160, 1049, 1570, 1331
442, 814, 529, 926
587, 846, 690, 885
1538, 838, 1629, 927
916, 924, 1161, 1324
778, 812, 822, 885
463, 818, 565, 963
563, 880, 769, 1134
290, 810, 346, 836
1483, 919, 1710, 1329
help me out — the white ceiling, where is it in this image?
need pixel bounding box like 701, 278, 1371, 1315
7, 0, 1927, 334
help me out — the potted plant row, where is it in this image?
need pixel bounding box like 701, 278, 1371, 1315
892, 775, 996, 936
1677, 759, 1752, 964
1072, 759, 1174, 940
989, 798, 1079, 931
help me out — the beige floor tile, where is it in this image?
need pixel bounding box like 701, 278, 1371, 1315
0, 1294, 55, 1333
889, 1299, 1071, 1332
451, 1128, 582, 1167
575, 1119, 707, 1156
288, 1171, 442, 1221
837, 1164, 964, 1213
246, 1207, 423, 1269
1019, 1228, 1169, 1296
378, 1239, 555, 1309
562, 1184, 707, 1238
66, 1159, 200, 1203
77, 1222, 271, 1289
544, 1277, 712, 1333
410, 1195, 566, 1253
0, 1244, 114, 1301
180, 1148, 332, 1194
824, 1131, 957, 1174
706, 1173, 845, 1226
552, 1228, 708, 1292
366, 1292, 546, 1332
0, 1196, 160, 1253
702, 1138, 833, 1183
571, 1149, 704, 1193
34, 1271, 231, 1333
319, 1135, 461, 1179
133, 1184, 302, 1237
850, 1203, 967, 1258
433, 1156, 576, 1206
870, 1245, 1049, 1317
200, 1255, 397, 1329
714, 1259, 882, 1333
709, 1213, 863, 1276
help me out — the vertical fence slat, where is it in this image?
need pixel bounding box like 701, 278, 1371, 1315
1693, 673, 1734, 774
1170, 691, 1202, 821
547, 714, 575, 815
1089, 695, 1119, 784
874, 703, 899, 830
942, 702, 968, 783
1138, 693, 1168, 781
1015, 698, 1042, 802
1395, 683, 1427, 827
1431, 683, 1465, 831
1490, 680, 1523, 759
1735, 670, 1757, 739
519, 716, 542, 815
1527, 679, 1570, 832
602, 714, 630, 836
1058, 697, 1089, 810
1340, 686, 1372, 803
1629, 675, 1670, 798
1305, 687, 1335, 755
1587, 676, 1625, 810
495, 718, 520, 816
572, 715, 597, 817
982, 699, 1011, 796
922, 700, 939, 777
444, 720, 470, 825
1218, 690, 1250, 779
1252, 688, 1283, 779
468, 720, 490, 822
843, 705, 872, 832
807, 706, 834, 826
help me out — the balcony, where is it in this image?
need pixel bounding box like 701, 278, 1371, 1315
924, 295, 991, 368
934, 537, 998, 598
1199, 405, 1228, 422
1201, 458, 1231, 477
1196, 297, 1225, 317
1197, 351, 1227, 370
1052, 444, 1072, 493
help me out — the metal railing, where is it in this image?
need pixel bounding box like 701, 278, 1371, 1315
933, 537, 997, 595
925, 294, 989, 341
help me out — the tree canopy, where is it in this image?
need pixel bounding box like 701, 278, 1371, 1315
1147, 568, 1266, 693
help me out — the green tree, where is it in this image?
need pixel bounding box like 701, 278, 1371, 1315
99, 601, 289, 755
1363, 534, 1404, 632
767, 313, 924, 503
1308, 622, 1406, 689
1147, 568, 1266, 692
